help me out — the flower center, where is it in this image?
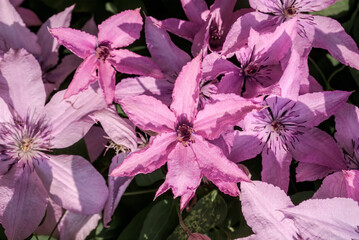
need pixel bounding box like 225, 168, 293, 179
176, 123, 194, 147
96, 43, 111, 61
271, 120, 285, 133
244, 63, 260, 77
209, 23, 224, 50
284, 6, 297, 18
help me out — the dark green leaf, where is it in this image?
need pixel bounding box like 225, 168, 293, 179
312, 0, 352, 18
350, 68, 359, 87
117, 206, 151, 240
135, 169, 165, 187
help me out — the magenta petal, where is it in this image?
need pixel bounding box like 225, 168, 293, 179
35, 199, 62, 237
35, 155, 108, 214
240, 181, 297, 239
313, 171, 348, 199
229, 131, 263, 162
248, 0, 278, 13
299, 75, 323, 95
192, 135, 250, 186
104, 154, 133, 227
217, 72, 243, 95
296, 162, 334, 182
64, 54, 98, 99
214, 181, 240, 196
84, 126, 107, 163
311, 15, 359, 70
98, 9, 142, 48
170, 55, 202, 122
202, 52, 239, 80
59, 211, 101, 240
160, 18, 199, 41
119, 95, 176, 133
16, 7, 42, 26
181, 0, 208, 23
98, 60, 116, 104
49, 27, 96, 59
1, 167, 48, 240
0, 49, 45, 118
111, 133, 177, 176
109, 49, 165, 79
344, 170, 359, 203
299, 0, 340, 12
194, 94, 259, 140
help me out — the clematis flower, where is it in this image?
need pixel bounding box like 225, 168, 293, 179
49, 9, 165, 104
238, 181, 359, 240
229, 91, 351, 191
0, 49, 108, 240
10, 0, 42, 26
111, 56, 259, 210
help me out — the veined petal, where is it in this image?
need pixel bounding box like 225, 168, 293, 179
98, 60, 116, 104
248, 0, 279, 13
0, 49, 45, 118
299, 0, 341, 12
170, 55, 202, 122
119, 95, 176, 133
111, 132, 177, 176
109, 49, 165, 79
229, 131, 263, 163
181, 0, 208, 23
98, 9, 142, 48
312, 171, 348, 199
192, 135, 250, 185
296, 162, 334, 182
35, 154, 109, 214
49, 27, 96, 59
63, 54, 98, 99
194, 94, 259, 140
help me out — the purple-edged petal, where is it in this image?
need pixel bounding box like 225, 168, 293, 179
145, 16, 191, 80
109, 49, 165, 79
281, 198, 359, 240
194, 94, 260, 140
104, 154, 133, 227
344, 170, 359, 203
170, 55, 202, 122
119, 95, 176, 133
310, 15, 359, 70
0, 0, 40, 54
0, 166, 48, 240
84, 126, 107, 163
115, 76, 173, 106
37, 5, 74, 71
192, 135, 250, 186
0, 49, 45, 118
35, 154, 108, 214
98, 9, 142, 48
49, 27, 96, 59
91, 106, 137, 151
181, 0, 208, 23
111, 133, 177, 176
291, 128, 347, 170
160, 18, 199, 41
229, 131, 263, 162
59, 211, 101, 240
240, 181, 297, 239
63, 54, 98, 99
313, 171, 348, 199
98, 60, 116, 104
296, 162, 334, 182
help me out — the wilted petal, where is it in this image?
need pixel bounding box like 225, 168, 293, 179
313, 171, 348, 199
49, 27, 96, 59
111, 133, 177, 176
35, 155, 108, 214
229, 131, 263, 162
0, 49, 45, 118
240, 181, 297, 239
109, 49, 165, 79
98, 60, 116, 104
98, 9, 142, 48
119, 95, 176, 133
281, 198, 359, 240
296, 162, 334, 182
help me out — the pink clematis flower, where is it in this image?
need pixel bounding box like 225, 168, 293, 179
111, 56, 259, 210
238, 181, 359, 240
0, 49, 108, 240
49, 9, 165, 104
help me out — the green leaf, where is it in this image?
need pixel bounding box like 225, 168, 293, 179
350, 67, 359, 87
105, 2, 118, 14
312, 0, 352, 18
138, 199, 178, 240
135, 169, 165, 187
117, 206, 151, 240
168, 190, 228, 240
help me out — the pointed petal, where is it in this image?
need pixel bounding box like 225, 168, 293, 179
37, 5, 74, 71
170, 55, 202, 122
181, 0, 208, 23
311, 15, 359, 70
104, 154, 133, 227
194, 94, 260, 140
145, 16, 191, 80
295, 90, 351, 127
240, 181, 297, 239
115, 76, 173, 106
296, 162, 334, 182
81, 17, 98, 36
98, 9, 142, 48
160, 18, 199, 41
111, 133, 177, 176
16, 7, 42, 26
35, 155, 108, 214
98, 60, 116, 104
49, 27, 96, 59
91, 106, 137, 151
281, 198, 359, 240
0, 0, 40, 54
262, 145, 292, 192
59, 211, 101, 240
109, 49, 165, 79
299, 75, 323, 95
313, 171, 348, 199
118, 95, 176, 133
64, 54, 98, 99
291, 128, 347, 170
83, 126, 107, 163
192, 135, 250, 187
0, 49, 45, 118
229, 131, 263, 162
1, 167, 48, 240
